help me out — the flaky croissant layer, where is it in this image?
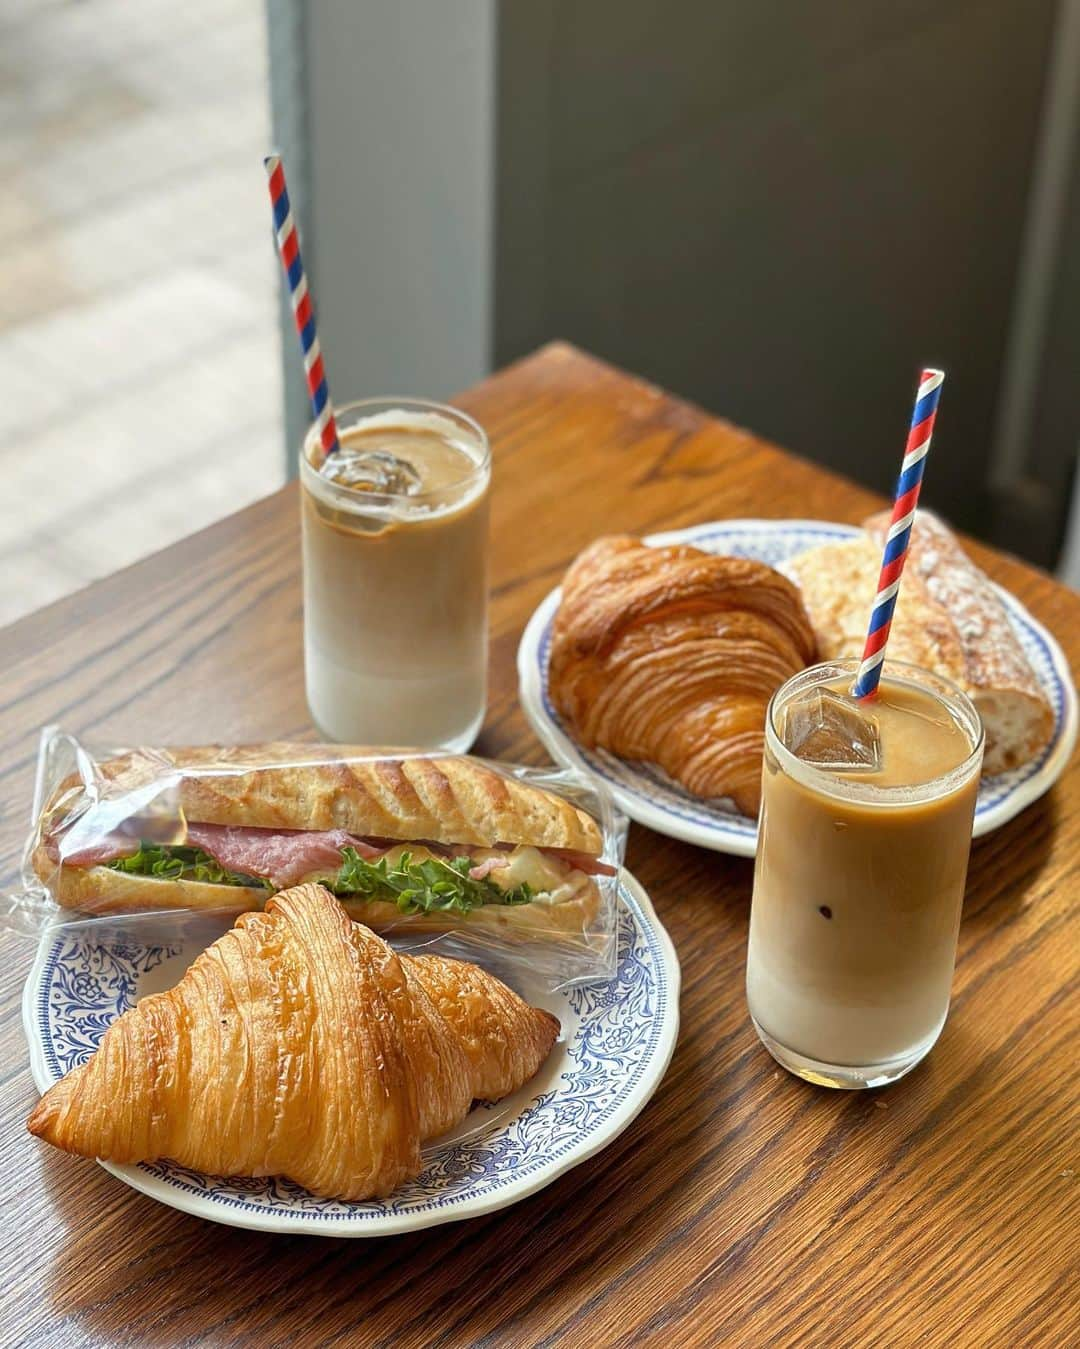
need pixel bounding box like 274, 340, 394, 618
549, 536, 817, 816
27, 883, 559, 1201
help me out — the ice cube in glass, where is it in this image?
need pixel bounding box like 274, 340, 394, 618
325, 447, 422, 494
783, 688, 881, 771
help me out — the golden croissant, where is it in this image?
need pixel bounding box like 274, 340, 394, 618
27, 883, 559, 1201
548, 535, 817, 816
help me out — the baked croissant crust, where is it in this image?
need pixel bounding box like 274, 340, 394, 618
27, 883, 559, 1201
548, 536, 817, 816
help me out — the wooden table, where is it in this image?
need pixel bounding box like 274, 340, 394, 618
1, 345, 1076, 1348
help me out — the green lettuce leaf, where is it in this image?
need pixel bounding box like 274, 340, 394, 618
329, 847, 533, 915
107, 844, 270, 890
106, 842, 534, 916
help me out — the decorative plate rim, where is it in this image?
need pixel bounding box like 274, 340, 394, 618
22, 871, 680, 1238
517, 518, 1077, 856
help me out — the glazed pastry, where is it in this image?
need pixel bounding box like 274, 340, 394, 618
32, 748, 614, 935
786, 510, 1054, 774
27, 883, 559, 1201
548, 535, 817, 816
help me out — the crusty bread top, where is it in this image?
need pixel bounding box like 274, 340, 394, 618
861, 510, 1050, 707
784, 534, 968, 683
39, 746, 603, 855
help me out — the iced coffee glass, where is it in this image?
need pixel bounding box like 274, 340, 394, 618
746, 659, 984, 1089
299, 398, 490, 749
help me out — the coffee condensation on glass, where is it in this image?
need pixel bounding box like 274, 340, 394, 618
299, 399, 490, 750
746, 660, 984, 1089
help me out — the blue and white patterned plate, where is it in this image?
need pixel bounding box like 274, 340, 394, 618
518, 519, 1077, 857
22, 872, 679, 1237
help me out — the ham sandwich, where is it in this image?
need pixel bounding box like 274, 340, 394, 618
32, 747, 614, 937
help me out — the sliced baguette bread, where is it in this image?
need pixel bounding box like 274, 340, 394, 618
37, 746, 603, 856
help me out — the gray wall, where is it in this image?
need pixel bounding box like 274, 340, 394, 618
266, 0, 313, 458
496, 1, 1063, 548
302, 1, 494, 425
268, 0, 1077, 564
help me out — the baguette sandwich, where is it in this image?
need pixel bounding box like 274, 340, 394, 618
32, 746, 614, 936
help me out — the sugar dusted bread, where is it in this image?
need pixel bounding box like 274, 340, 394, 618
785, 513, 1054, 774
783, 535, 968, 684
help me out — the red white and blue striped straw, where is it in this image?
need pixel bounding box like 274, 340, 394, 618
852, 368, 945, 700
264, 153, 340, 460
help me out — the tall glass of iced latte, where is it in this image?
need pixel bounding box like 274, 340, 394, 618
299, 398, 490, 750
746, 659, 984, 1089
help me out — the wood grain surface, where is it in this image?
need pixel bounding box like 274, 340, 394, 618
0, 344, 1076, 1348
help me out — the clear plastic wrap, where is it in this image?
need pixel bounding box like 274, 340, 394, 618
5, 726, 625, 990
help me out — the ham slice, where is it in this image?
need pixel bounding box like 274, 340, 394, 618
52, 820, 614, 890
468, 856, 510, 881
55, 831, 141, 868
185, 824, 380, 888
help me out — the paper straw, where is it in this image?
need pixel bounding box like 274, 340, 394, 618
264, 153, 340, 459
852, 368, 945, 700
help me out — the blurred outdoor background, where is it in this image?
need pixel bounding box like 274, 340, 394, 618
1, 0, 282, 626
2, 0, 1079, 627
